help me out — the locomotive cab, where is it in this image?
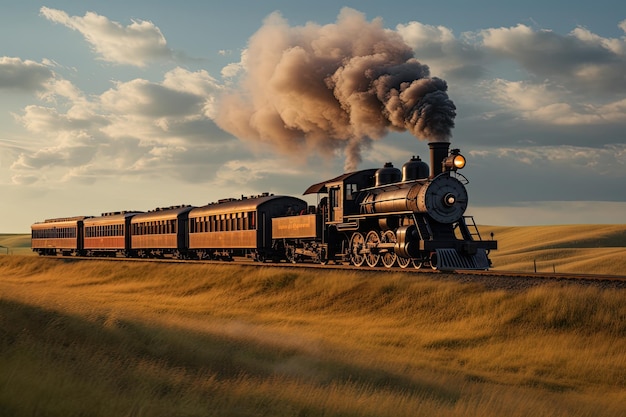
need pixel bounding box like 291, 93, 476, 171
304, 169, 377, 225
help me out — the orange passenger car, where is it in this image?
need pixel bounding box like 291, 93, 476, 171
130, 205, 194, 258
83, 211, 143, 257
188, 194, 307, 261
31, 216, 90, 256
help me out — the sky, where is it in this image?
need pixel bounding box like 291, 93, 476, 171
1, 0, 625, 233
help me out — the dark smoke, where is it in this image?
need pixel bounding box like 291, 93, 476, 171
215, 8, 456, 171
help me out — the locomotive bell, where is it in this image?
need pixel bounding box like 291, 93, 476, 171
375, 162, 401, 187
402, 156, 429, 181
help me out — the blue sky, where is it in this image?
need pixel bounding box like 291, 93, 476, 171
1, 1, 625, 232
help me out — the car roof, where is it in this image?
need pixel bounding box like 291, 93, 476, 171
189, 195, 306, 217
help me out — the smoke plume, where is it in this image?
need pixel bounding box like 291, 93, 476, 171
215, 8, 456, 171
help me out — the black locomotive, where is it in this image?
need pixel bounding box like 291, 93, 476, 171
31, 142, 497, 270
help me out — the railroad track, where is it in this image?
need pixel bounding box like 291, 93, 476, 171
41, 255, 626, 290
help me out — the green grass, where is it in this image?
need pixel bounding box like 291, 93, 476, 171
1, 256, 626, 416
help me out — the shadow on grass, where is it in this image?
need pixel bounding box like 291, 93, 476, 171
0, 298, 459, 417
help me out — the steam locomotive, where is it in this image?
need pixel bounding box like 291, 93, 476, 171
31, 142, 497, 270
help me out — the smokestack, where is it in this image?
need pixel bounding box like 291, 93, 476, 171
429, 142, 450, 178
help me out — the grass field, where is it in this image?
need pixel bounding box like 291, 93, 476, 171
0, 234, 31, 255
481, 224, 626, 275
1, 251, 625, 416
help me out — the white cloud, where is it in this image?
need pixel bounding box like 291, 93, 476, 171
162, 67, 222, 118
8, 65, 240, 186
40, 7, 173, 67
396, 21, 485, 80
215, 157, 308, 186
13, 104, 105, 134
10, 130, 98, 171
10, 173, 40, 186
483, 78, 626, 125
100, 79, 202, 118
97, 68, 225, 142
479, 23, 626, 94
570, 26, 625, 56
0, 57, 54, 91
221, 49, 248, 80
469, 144, 626, 175
162, 67, 221, 95
394, 19, 626, 132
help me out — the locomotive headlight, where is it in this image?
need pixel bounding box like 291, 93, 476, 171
452, 154, 466, 169
443, 149, 466, 171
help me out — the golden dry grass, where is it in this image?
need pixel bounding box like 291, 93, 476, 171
479, 224, 626, 275
0, 234, 31, 255
1, 255, 626, 416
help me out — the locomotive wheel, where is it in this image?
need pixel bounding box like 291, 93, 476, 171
412, 260, 423, 269
381, 230, 397, 268
397, 256, 411, 268
349, 232, 366, 267
429, 253, 438, 270
365, 231, 381, 267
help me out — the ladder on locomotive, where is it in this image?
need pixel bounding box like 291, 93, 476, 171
463, 216, 484, 241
